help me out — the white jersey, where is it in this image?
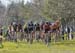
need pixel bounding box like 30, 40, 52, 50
65, 27, 68, 32
8, 26, 14, 32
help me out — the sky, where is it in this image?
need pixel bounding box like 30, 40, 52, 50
0, 0, 31, 7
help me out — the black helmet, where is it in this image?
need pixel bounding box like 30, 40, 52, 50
46, 21, 49, 24
30, 21, 33, 24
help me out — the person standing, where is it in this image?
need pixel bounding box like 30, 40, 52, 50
0, 25, 3, 48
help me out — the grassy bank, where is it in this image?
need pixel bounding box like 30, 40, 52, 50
0, 40, 75, 53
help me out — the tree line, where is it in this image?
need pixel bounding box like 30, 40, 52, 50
0, 0, 75, 29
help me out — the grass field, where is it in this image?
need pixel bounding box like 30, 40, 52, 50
0, 40, 75, 53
